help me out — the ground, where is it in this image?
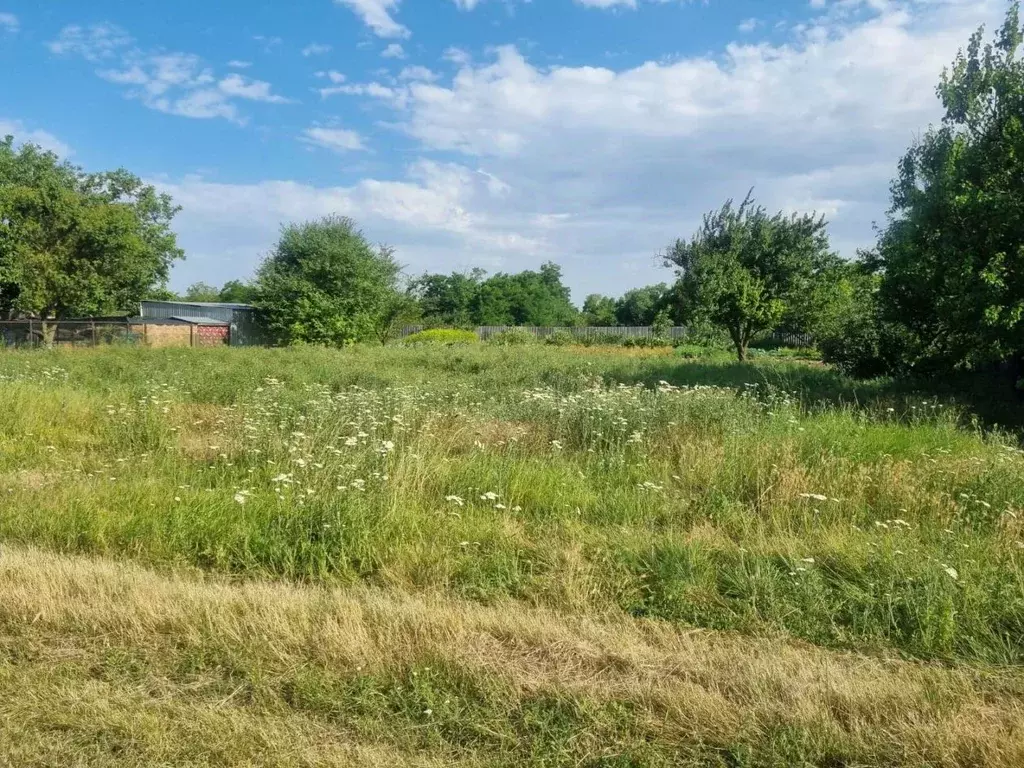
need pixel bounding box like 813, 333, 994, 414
0, 344, 1021, 766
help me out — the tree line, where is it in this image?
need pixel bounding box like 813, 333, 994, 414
3, 2, 1024, 377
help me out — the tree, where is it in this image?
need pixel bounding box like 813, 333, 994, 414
373, 289, 421, 345
0, 137, 182, 338
614, 284, 670, 326
581, 294, 617, 326
411, 268, 485, 327
218, 280, 255, 304
253, 216, 401, 346
472, 262, 577, 326
873, 3, 1024, 376
414, 262, 578, 327
183, 282, 221, 302
664, 193, 835, 361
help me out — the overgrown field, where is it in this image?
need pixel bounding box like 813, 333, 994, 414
1, 345, 1022, 766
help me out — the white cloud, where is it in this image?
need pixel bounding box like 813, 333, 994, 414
0, 12, 18, 32
51, 24, 290, 123
0, 119, 72, 156
301, 126, 367, 152
381, 43, 406, 59
316, 69, 347, 83
302, 42, 332, 56
218, 73, 291, 103
334, 0, 409, 39
443, 46, 472, 66
48, 23, 132, 61
162, 0, 1006, 299
156, 159, 533, 288
398, 65, 438, 82
227, 60, 252, 69
452, 0, 482, 9
738, 17, 760, 33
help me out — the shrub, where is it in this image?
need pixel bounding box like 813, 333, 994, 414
486, 328, 539, 346
544, 331, 577, 346
401, 329, 479, 345
583, 332, 630, 347
622, 336, 673, 349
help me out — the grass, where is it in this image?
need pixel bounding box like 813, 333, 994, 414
0, 344, 1023, 765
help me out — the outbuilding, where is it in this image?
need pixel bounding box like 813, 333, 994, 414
139, 301, 260, 346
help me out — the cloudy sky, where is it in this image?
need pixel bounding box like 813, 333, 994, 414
0, 0, 1005, 300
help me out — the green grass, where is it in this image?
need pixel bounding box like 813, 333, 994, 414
1, 344, 1023, 765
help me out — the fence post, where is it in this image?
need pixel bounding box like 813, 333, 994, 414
91, 321, 98, 347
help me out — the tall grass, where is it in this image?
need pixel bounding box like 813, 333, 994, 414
0, 345, 1021, 666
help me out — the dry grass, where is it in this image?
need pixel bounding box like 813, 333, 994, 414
1, 546, 1023, 766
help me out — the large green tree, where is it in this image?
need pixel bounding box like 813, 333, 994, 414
253, 216, 402, 346
581, 294, 617, 326
410, 268, 486, 327
874, 2, 1024, 375
414, 262, 578, 327
614, 283, 671, 326
0, 137, 182, 334
183, 282, 221, 303
664, 194, 836, 361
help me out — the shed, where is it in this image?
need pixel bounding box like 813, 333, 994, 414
139, 301, 260, 346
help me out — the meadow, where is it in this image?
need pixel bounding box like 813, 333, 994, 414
0, 343, 1022, 766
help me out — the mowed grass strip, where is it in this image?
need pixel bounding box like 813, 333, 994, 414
1, 547, 1023, 767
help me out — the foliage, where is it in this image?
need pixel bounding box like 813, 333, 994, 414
581, 294, 617, 326
400, 328, 479, 345
485, 327, 539, 346
543, 330, 577, 346
621, 335, 673, 349
373, 290, 421, 346
217, 279, 256, 304
413, 263, 578, 327
0, 136, 182, 328
409, 268, 485, 327
873, 3, 1024, 376
664, 193, 837, 362
252, 216, 401, 347
182, 282, 221, 303
650, 307, 673, 339
614, 283, 671, 326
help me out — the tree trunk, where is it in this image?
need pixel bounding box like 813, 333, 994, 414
40, 319, 57, 348
735, 341, 747, 362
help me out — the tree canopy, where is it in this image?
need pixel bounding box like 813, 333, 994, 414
253, 216, 402, 346
871, 2, 1024, 374
412, 262, 577, 327
581, 294, 617, 326
664, 193, 836, 360
0, 137, 182, 325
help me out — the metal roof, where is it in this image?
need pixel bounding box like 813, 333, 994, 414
169, 315, 230, 326
141, 300, 254, 310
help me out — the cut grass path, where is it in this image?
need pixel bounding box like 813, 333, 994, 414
1, 547, 1023, 767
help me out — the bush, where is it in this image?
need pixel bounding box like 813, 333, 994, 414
486, 328, 539, 346
401, 329, 479, 345
543, 331, 577, 346
622, 336, 673, 349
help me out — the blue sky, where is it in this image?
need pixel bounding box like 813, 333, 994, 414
0, 0, 1006, 301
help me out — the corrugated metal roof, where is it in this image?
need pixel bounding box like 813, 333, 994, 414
169, 315, 230, 326
142, 300, 253, 310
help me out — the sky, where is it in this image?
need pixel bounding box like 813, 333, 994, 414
0, 0, 1007, 302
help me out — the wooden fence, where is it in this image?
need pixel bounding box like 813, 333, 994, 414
399, 325, 813, 346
